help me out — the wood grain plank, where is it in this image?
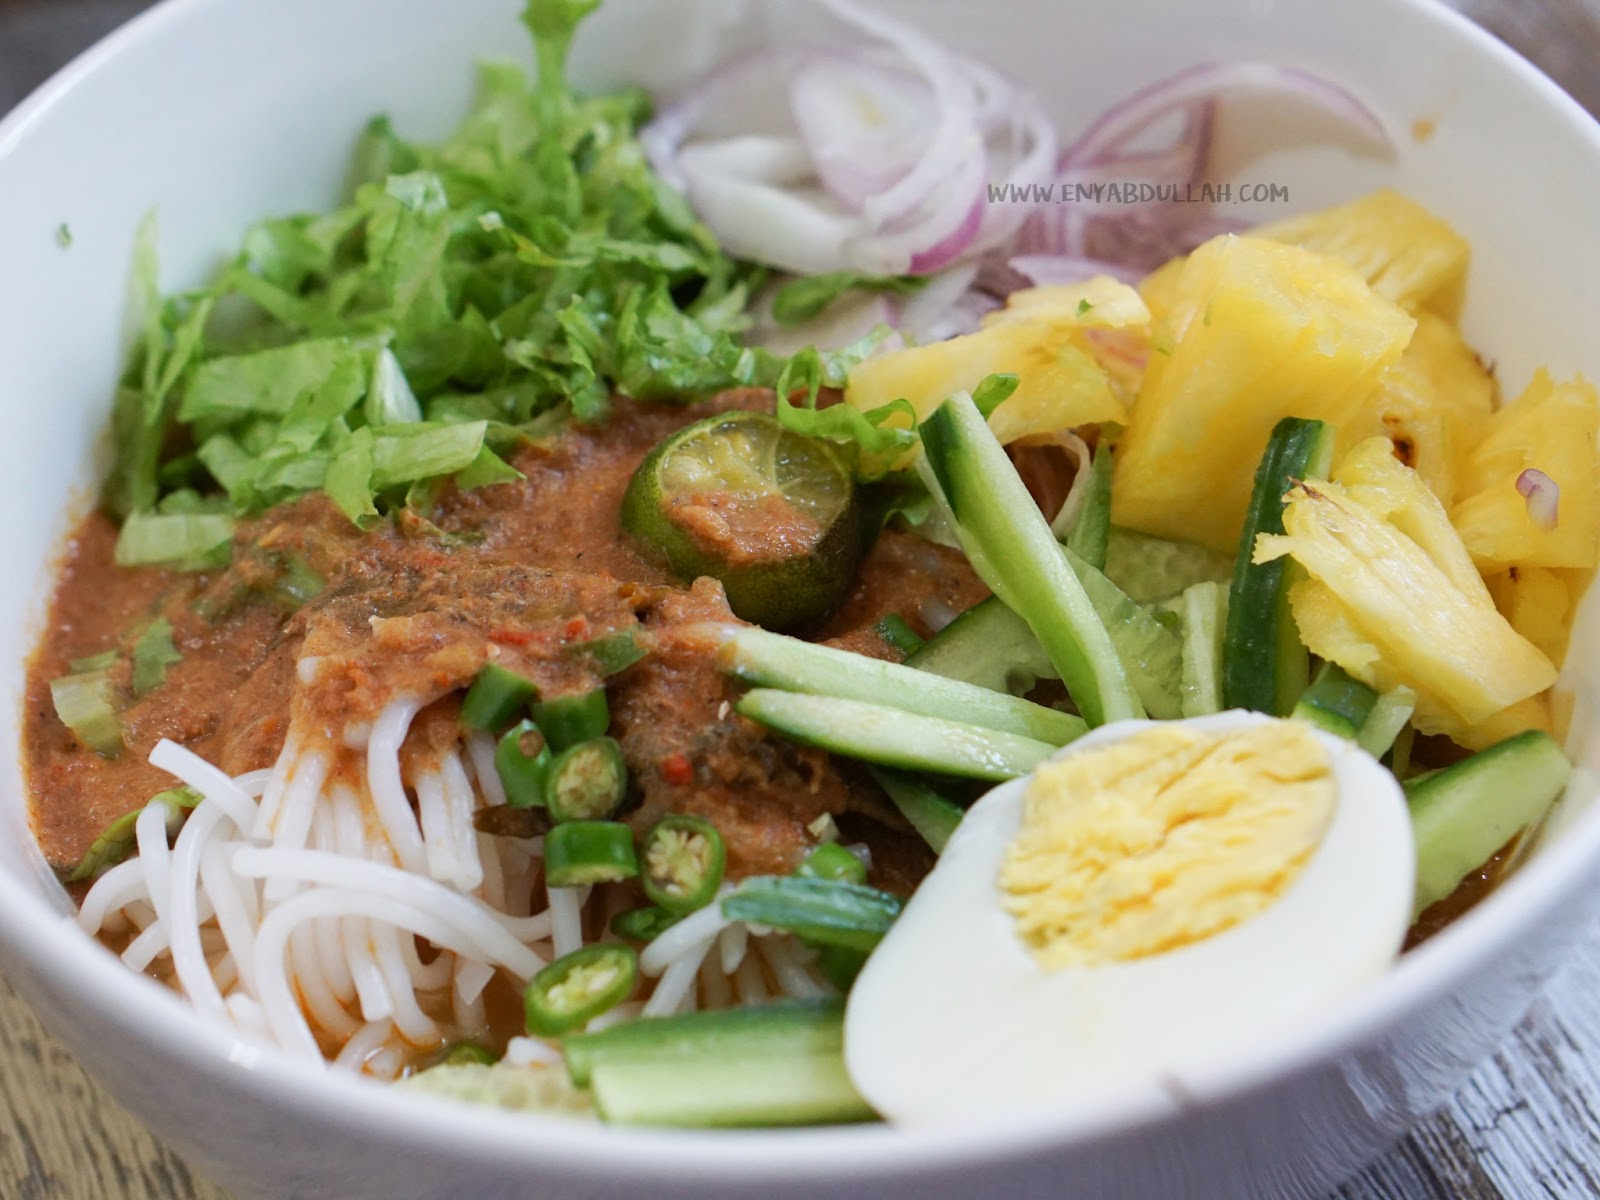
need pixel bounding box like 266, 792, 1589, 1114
0, 972, 228, 1200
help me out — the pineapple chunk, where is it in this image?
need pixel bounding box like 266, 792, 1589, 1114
1113, 235, 1415, 553
1407, 312, 1497, 459
1451, 370, 1600, 570
1257, 475, 1556, 726
844, 278, 1145, 450
1486, 565, 1574, 667
1251, 189, 1470, 316
1444, 693, 1554, 751
1344, 350, 1457, 508
1334, 436, 1489, 602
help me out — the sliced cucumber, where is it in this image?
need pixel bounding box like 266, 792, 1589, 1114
869, 767, 965, 854
1061, 442, 1113, 569
917, 392, 1140, 727
1222, 417, 1336, 716
719, 626, 1078, 745
904, 596, 1055, 697
1358, 687, 1416, 759
735, 689, 1065, 781
1293, 663, 1378, 740
1103, 526, 1234, 605
1405, 730, 1571, 917
1062, 545, 1184, 721
1178, 580, 1227, 718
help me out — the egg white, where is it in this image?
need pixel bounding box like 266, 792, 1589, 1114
844, 710, 1416, 1127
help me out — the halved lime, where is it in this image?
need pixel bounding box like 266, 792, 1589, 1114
621, 411, 860, 630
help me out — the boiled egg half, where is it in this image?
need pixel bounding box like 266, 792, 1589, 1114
844, 710, 1415, 1126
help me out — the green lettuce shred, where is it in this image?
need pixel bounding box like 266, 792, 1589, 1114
49, 671, 124, 758
66, 786, 202, 883
131, 619, 183, 695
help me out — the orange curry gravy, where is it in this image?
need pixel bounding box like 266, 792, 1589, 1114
24, 390, 988, 891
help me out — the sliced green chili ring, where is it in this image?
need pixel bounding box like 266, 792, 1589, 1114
610, 905, 681, 943
525, 944, 639, 1037
641, 815, 726, 915
534, 688, 610, 751
796, 842, 868, 886
545, 821, 640, 887
439, 1041, 498, 1067
494, 719, 553, 808
461, 663, 541, 732
545, 736, 629, 823
873, 613, 925, 657
575, 630, 649, 677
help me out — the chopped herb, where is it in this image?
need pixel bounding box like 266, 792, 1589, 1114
131, 619, 183, 695
1077, 298, 1094, 316
68, 650, 120, 673
770, 272, 926, 327
971, 373, 1020, 419
55, 223, 72, 248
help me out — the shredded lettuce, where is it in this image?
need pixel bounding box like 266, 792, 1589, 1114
770, 272, 926, 327
131, 619, 183, 695
100, 0, 926, 564
66, 786, 202, 883
49, 671, 124, 758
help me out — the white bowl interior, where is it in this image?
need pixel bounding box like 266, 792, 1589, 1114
3, 0, 1600, 1191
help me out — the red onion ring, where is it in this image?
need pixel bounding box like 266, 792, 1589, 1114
1517, 469, 1561, 531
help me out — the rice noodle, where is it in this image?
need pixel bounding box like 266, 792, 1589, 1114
79, 681, 821, 1073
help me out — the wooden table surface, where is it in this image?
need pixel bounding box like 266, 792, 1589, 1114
5, 1, 1600, 1197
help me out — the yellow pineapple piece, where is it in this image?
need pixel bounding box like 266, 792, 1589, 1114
1251, 189, 1470, 317
1406, 312, 1497, 460
844, 278, 1145, 451
1343, 351, 1457, 508
1289, 578, 1551, 747
1138, 256, 1188, 328
1113, 235, 1415, 552
1486, 566, 1574, 667
1257, 475, 1556, 726
1450, 370, 1600, 570
1333, 436, 1488, 601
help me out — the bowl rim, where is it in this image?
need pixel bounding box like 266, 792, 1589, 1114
3, 0, 1600, 1184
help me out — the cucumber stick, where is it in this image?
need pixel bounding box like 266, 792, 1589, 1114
719, 626, 1077, 745
918, 393, 1140, 727
735, 689, 1065, 781
904, 597, 1055, 697
907, 561, 1183, 719
1223, 417, 1336, 715
1178, 581, 1227, 718
564, 999, 875, 1127
1292, 662, 1378, 740
869, 767, 964, 854
1358, 687, 1415, 759
1405, 730, 1570, 916
1104, 527, 1234, 605
1062, 442, 1113, 569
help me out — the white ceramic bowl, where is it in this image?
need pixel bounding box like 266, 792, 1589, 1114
3, 1, 1599, 1197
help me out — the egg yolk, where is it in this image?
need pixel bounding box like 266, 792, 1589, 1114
1000, 721, 1335, 969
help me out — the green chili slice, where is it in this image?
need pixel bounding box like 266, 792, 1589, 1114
494, 719, 553, 808
534, 688, 610, 752
544, 821, 640, 887
641, 815, 726, 915
461, 663, 540, 732
796, 842, 867, 886
525, 944, 639, 1037
545, 737, 629, 823
610, 906, 680, 942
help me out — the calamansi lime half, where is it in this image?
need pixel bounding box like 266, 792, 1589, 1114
621, 411, 860, 631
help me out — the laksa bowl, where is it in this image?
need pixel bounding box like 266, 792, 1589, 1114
1, 0, 1599, 1197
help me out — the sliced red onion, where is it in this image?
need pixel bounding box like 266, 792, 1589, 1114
897, 264, 1003, 345
1517, 469, 1561, 531
750, 291, 899, 357
790, 54, 935, 213
1045, 432, 1096, 537
1008, 254, 1145, 288
1062, 62, 1388, 166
